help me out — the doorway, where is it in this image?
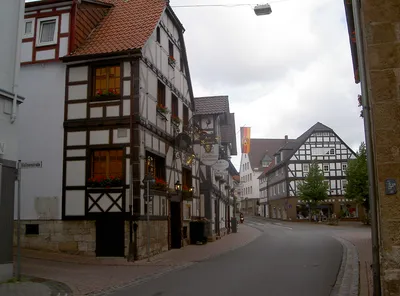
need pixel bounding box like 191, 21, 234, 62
95, 215, 125, 257
170, 201, 182, 249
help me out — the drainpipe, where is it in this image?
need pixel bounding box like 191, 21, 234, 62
351, 0, 381, 294
11, 0, 24, 124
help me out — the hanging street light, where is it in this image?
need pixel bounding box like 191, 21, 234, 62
254, 4, 272, 16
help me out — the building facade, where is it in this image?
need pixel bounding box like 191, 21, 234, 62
262, 122, 359, 221
239, 137, 289, 215
16, 0, 198, 259
193, 96, 237, 239
0, 0, 25, 282
344, 0, 400, 294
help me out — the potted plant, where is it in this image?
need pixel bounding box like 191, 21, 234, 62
157, 103, 169, 115
87, 176, 123, 188
94, 88, 119, 98
171, 115, 181, 125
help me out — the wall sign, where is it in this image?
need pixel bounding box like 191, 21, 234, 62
212, 159, 229, 171
200, 143, 219, 166
385, 179, 397, 195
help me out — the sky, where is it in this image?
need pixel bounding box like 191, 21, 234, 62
169, 0, 365, 169
26, 0, 365, 171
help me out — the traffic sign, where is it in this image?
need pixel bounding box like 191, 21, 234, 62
20, 161, 42, 169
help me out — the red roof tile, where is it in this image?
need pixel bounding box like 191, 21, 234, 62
70, 0, 166, 57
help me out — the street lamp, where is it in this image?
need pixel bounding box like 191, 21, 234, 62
175, 180, 182, 192
142, 174, 155, 262
254, 4, 272, 16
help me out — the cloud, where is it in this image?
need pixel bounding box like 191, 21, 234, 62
171, 0, 365, 169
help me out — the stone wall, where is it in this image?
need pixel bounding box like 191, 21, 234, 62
125, 220, 169, 259
14, 219, 169, 259
361, 0, 400, 294
14, 220, 96, 255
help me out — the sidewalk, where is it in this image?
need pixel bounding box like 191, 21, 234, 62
6, 224, 260, 296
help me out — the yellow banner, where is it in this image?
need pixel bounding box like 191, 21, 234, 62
240, 127, 251, 154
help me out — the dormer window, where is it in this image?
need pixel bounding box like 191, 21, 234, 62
24, 19, 35, 38
36, 16, 58, 47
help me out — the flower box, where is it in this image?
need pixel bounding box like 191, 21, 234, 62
87, 176, 123, 188
157, 103, 170, 115
94, 88, 120, 100
168, 56, 176, 67
171, 115, 182, 125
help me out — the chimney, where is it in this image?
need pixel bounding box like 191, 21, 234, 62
285, 135, 288, 143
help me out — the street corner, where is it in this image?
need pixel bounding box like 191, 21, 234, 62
330, 236, 359, 296
0, 276, 74, 296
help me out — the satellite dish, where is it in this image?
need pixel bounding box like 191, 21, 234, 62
254, 4, 272, 16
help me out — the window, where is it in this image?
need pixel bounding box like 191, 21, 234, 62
157, 80, 166, 107
182, 167, 192, 189
91, 150, 123, 179
24, 19, 34, 38
342, 180, 348, 189
156, 26, 160, 43
303, 164, 309, 172
342, 163, 347, 171
93, 65, 121, 98
311, 147, 332, 156
145, 151, 165, 180
36, 16, 58, 46
169, 40, 174, 58
183, 104, 189, 125
171, 94, 178, 117
25, 224, 39, 235
323, 165, 329, 172
262, 160, 270, 167
330, 148, 335, 155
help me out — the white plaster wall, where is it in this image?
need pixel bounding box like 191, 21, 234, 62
36, 49, 56, 61
18, 62, 66, 219
0, 98, 19, 161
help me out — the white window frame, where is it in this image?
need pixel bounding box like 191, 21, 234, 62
303, 164, 309, 172
23, 18, 35, 39
342, 180, 348, 189
323, 165, 329, 172
342, 163, 347, 171
36, 16, 59, 47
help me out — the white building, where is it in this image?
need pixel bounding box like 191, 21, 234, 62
239, 137, 290, 215
0, 0, 25, 282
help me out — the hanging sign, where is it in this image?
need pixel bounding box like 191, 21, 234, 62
212, 159, 229, 171
200, 143, 219, 166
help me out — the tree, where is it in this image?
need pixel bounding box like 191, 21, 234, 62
297, 161, 329, 221
345, 142, 369, 222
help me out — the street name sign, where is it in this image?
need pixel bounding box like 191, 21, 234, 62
20, 161, 42, 169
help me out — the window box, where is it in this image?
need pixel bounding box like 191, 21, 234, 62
36, 16, 58, 47
87, 176, 123, 188
93, 89, 120, 101
168, 56, 176, 68
157, 103, 169, 115
171, 115, 181, 126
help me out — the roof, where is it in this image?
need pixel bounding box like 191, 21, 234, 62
264, 122, 335, 175
342, 0, 359, 83
228, 160, 239, 176
248, 138, 290, 172
194, 96, 230, 115
69, 0, 167, 57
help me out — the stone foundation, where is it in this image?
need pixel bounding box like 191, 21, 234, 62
14, 219, 169, 258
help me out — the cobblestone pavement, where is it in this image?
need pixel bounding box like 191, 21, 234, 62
16, 224, 261, 296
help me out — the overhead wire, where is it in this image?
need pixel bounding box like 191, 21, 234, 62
171, 0, 293, 8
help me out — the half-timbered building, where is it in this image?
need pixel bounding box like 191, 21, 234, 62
193, 96, 237, 240
17, 0, 198, 259
263, 122, 359, 221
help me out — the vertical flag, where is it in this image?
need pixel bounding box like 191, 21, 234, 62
240, 127, 251, 154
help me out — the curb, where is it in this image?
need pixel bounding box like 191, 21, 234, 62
24, 276, 74, 296
330, 236, 359, 296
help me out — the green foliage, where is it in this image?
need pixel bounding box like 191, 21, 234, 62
297, 161, 329, 206
345, 142, 369, 211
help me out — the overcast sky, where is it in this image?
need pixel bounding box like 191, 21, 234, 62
170, 0, 365, 169
26, 0, 365, 170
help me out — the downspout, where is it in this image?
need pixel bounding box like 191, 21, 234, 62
351, 0, 381, 294
11, 0, 25, 124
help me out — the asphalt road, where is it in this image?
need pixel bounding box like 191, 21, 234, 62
112, 217, 343, 296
